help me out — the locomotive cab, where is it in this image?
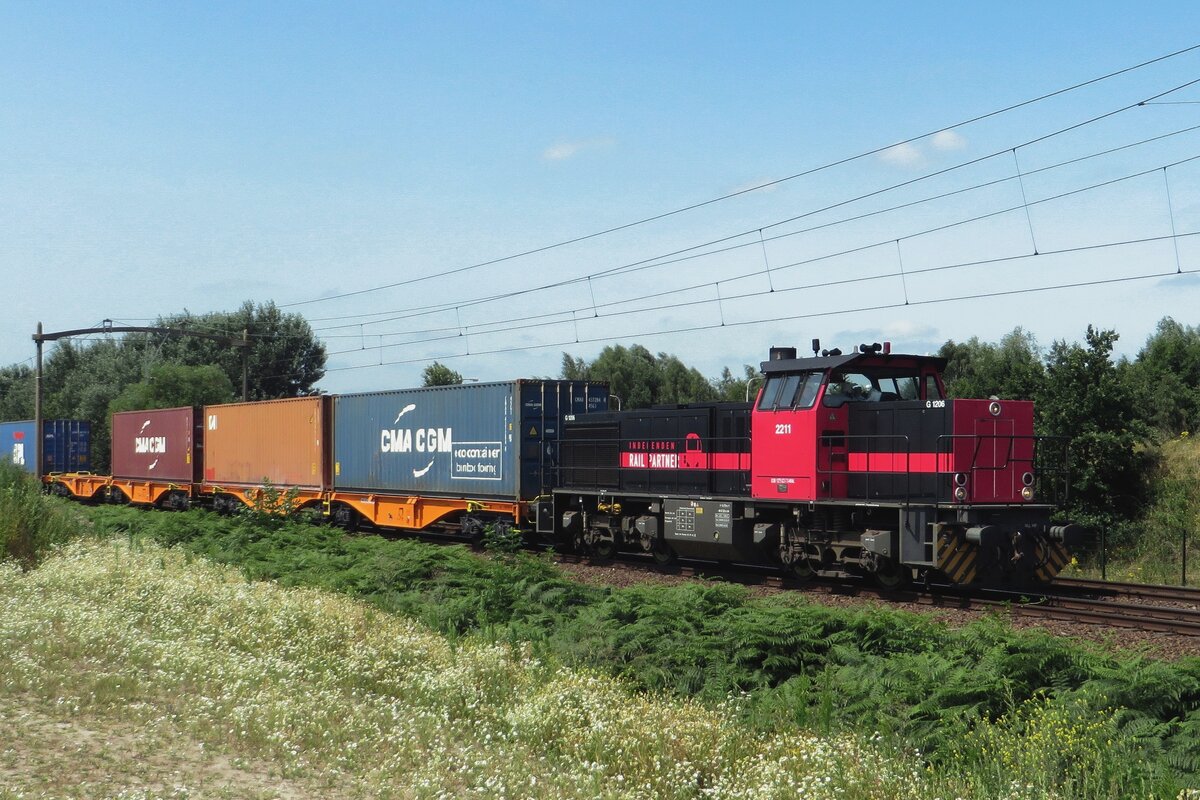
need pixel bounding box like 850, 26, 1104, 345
750, 347, 946, 502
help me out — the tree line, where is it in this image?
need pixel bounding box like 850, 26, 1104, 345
0, 301, 325, 471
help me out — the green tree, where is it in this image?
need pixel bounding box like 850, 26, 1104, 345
560, 354, 588, 381
134, 301, 326, 400
109, 363, 235, 415
421, 361, 463, 386
20, 302, 325, 472
713, 365, 761, 403
0, 364, 34, 421
42, 338, 146, 472
561, 345, 718, 408
939, 327, 1045, 400
1125, 317, 1200, 436
656, 352, 718, 405
1038, 326, 1149, 533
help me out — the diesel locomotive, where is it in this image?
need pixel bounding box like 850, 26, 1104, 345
550, 342, 1085, 587
34, 341, 1085, 588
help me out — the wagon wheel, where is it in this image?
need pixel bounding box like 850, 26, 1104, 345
873, 558, 912, 590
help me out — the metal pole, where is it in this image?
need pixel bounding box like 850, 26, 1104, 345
242, 328, 249, 401
1101, 526, 1107, 581
34, 322, 43, 480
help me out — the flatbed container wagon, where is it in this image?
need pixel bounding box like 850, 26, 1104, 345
200, 396, 329, 512
102, 406, 203, 507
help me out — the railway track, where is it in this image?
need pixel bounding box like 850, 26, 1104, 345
1053, 576, 1200, 605
996, 590, 1200, 637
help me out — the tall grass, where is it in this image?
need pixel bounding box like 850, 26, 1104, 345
0, 539, 934, 799
1066, 434, 1200, 585
0, 460, 84, 567
83, 504, 1199, 796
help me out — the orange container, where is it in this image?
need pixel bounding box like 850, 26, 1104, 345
201, 397, 329, 489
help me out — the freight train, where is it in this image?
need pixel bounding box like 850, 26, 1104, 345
31, 342, 1086, 587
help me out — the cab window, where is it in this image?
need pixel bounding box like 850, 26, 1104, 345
822, 368, 927, 406
756, 371, 822, 410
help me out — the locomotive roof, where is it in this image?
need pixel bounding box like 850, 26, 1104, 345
760, 351, 947, 375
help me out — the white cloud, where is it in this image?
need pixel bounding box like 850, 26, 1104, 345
542, 137, 615, 161
931, 129, 967, 150
878, 142, 924, 167
882, 320, 940, 339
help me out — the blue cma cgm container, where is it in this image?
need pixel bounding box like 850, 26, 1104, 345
0, 419, 92, 475
332, 380, 608, 500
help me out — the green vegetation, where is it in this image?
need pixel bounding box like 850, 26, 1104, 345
421, 360, 464, 386
2, 538, 947, 799
1083, 433, 1200, 586
940, 319, 1200, 581
1, 470, 1198, 796
75, 504, 1200, 797
108, 362, 235, 415
561, 343, 755, 406
0, 460, 84, 568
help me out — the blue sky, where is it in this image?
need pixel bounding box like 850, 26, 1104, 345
4, 2, 1200, 392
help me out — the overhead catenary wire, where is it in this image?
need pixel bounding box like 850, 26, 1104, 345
88, 52, 1200, 381
306, 109, 1200, 336
307, 241, 1198, 378
317, 152, 1200, 353
277, 44, 1200, 311
319, 225, 1200, 362
100, 123, 1200, 365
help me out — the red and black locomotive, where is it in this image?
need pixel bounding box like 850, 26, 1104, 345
551, 342, 1085, 587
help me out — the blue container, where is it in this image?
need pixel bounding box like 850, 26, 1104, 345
332, 380, 607, 500
0, 421, 36, 472
43, 419, 91, 473
0, 419, 91, 474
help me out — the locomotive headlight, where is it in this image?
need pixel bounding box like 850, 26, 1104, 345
988, 401, 1002, 417
1021, 486, 1035, 501
1021, 471, 1035, 487
953, 472, 968, 487
954, 486, 968, 501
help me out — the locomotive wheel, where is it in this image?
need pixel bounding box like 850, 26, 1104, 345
786, 558, 815, 583
650, 539, 677, 566
590, 536, 616, 560
874, 559, 912, 590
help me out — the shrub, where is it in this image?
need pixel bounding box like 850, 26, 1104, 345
0, 460, 84, 567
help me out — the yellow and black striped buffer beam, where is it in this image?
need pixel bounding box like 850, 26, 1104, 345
1035, 540, 1071, 583
937, 531, 978, 585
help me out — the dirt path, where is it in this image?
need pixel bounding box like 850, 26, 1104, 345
0, 696, 322, 800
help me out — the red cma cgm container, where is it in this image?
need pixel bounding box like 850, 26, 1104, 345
201, 396, 328, 489
110, 407, 200, 483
